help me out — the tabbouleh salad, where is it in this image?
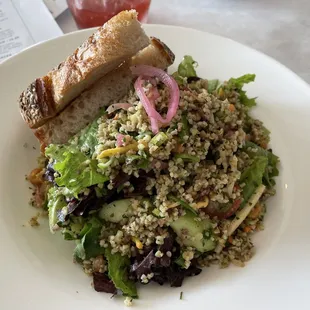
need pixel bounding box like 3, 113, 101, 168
28, 55, 279, 305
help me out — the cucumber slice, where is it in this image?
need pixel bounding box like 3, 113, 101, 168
99, 199, 132, 223
150, 132, 168, 146
170, 212, 216, 252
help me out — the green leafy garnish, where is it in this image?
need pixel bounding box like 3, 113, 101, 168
173, 55, 198, 84
167, 194, 197, 215
73, 218, 104, 261
227, 74, 257, 107
126, 154, 149, 170
62, 228, 77, 240
76, 121, 99, 155
207, 79, 219, 93
174, 153, 200, 163
104, 248, 138, 298
46, 145, 108, 197
152, 208, 162, 218
72, 109, 106, 156
239, 156, 268, 208
177, 55, 198, 78
228, 74, 256, 89
179, 114, 189, 142
45, 144, 68, 162
175, 255, 186, 268
61, 219, 85, 240
47, 187, 67, 233
243, 141, 279, 187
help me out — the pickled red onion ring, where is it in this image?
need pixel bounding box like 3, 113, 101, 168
134, 76, 166, 124
131, 65, 180, 132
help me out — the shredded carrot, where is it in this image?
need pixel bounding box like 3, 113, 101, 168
228, 104, 235, 112
228, 236, 234, 244
249, 203, 262, 219
243, 226, 253, 233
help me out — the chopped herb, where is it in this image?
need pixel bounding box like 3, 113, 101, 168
174, 153, 200, 163
175, 255, 186, 268
179, 115, 189, 142
167, 194, 197, 215
180, 291, 183, 300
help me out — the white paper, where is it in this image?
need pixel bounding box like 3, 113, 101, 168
44, 0, 67, 18
0, 0, 63, 62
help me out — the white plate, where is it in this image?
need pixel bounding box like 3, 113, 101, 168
0, 25, 309, 310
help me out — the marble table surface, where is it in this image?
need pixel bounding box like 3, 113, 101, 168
56, 0, 310, 83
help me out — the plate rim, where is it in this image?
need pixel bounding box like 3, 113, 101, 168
1, 23, 309, 91
1, 23, 310, 310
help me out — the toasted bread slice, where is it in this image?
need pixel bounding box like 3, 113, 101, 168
35, 38, 175, 147
19, 10, 149, 129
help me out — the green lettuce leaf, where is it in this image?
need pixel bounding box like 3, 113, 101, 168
177, 55, 198, 78
228, 74, 256, 89
104, 248, 138, 298
72, 109, 106, 156
167, 194, 198, 215
227, 74, 257, 107
239, 156, 268, 207
175, 254, 186, 268
47, 187, 67, 233
173, 55, 198, 84
45, 144, 68, 162
62, 229, 77, 240
126, 153, 149, 170
73, 217, 104, 262
76, 121, 99, 155
207, 79, 219, 93
239, 92, 256, 107
46, 145, 108, 197
243, 141, 279, 187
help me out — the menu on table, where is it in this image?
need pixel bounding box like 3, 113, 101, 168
0, 0, 63, 62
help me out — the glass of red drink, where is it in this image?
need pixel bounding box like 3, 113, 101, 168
67, 0, 151, 29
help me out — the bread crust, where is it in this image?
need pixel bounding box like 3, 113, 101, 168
150, 37, 175, 65
19, 76, 54, 128
34, 37, 175, 146
19, 10, 149, 129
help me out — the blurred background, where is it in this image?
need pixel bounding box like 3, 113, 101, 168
52, 0, 309, 83
2, 0, 309, 83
